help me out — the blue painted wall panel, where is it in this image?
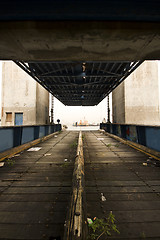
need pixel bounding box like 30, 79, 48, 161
48, 126, 52, 134
117, 125, 121, 137
15, 113, 23, 126
145, 127, 160, 152
39, 126, 45, 138
21, 127, 34, 144
100, 123, 160, 152
126, 126, 138, 142
0, 124, 61, 153
0, 128, 14, 152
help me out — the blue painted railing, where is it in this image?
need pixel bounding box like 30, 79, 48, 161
100, 123, 160, 152
0, 124, 61, 153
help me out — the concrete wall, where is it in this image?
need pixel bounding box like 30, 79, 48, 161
36, 83, 49, 125
125, 61, 160, 125
1, 61, 49, 126
112, 61, 160, 125
112, 81, 125, 123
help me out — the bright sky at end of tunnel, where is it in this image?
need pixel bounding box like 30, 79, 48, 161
53, 96, 110, 126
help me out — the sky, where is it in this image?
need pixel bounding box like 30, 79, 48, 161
53, 95, 111, 126
0, 61, 112, 124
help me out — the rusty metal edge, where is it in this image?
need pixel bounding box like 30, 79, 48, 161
0, 130, 61, 162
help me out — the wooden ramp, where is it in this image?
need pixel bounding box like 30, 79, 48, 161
83, 131, 160, 240
0, 130, 160, 239
0, 131, 79, 240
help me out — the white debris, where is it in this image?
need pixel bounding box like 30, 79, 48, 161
97, 138, 104, 141
101, 193, 106, 201
143, 163, 147, 166
54, 135, 58, 138
14, 154, 20, 157
64, 159, 68, 162
44, 153, 52, 156
0, 162, 4, 167
46, 177, 49, 181
27, 147, 42, 152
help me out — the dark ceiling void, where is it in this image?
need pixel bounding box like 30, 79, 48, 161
0, 0, 160, 22
15, 61, 142, 106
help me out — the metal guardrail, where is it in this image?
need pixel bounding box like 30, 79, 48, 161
100, 123, 160, 153
64, 131, 84, 240
0, 124, 61, 153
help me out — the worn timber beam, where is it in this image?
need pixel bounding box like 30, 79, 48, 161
64, 131, 84, 240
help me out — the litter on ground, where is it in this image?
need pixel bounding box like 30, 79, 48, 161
27, 147, 42, 152
44, 153, 52, 156
0, 162, 4, 167
14, 154, 20, 157
143, 163, 148, 166
101, 192, 107, 201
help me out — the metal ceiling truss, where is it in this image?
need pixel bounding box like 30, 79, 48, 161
15, 61, 142, 106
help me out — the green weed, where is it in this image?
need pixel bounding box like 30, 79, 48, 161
87, 212, 120, 240
6, 158, 15, 166
115, 144, 119, 147
61, 162, 70, 168
106, 143, 112, 147
70, 141, 78, 148
140, 232, 146, 239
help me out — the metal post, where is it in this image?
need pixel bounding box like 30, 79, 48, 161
107, 95, 110, 123
51, 95, 54, 123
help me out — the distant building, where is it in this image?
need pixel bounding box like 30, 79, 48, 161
112, 61, 160, 125
1, 61, 49, 126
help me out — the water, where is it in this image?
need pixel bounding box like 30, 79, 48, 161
67, 125, 99, 131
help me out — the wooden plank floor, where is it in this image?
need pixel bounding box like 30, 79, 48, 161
1, 130, 160, 240
0, 131, 79, 240
84, 131, 160, 240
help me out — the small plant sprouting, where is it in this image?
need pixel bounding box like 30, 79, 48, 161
106, 143, 112, 147
6, 158, 15, 166
61, 162, 70, 168
87, 211, 120, 240
70, 141, 78, 148
140, 231, 146, 239
115, 144, 119, 148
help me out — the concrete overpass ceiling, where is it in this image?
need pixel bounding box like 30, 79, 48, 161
0, 1, 160, 61
0, 1, 159, 106
0, 20, 159, 61
15, 60, 141, 106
